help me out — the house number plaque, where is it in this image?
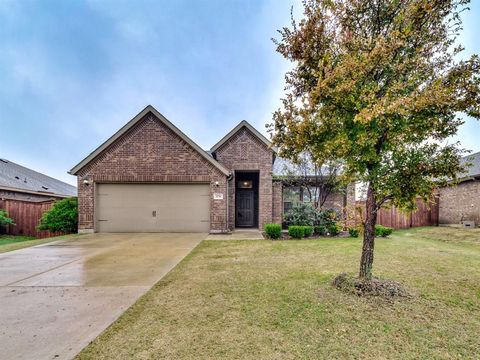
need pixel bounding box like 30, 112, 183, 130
213, 193, 224, 200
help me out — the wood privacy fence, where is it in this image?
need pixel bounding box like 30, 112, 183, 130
0, 199, 64, 238
354, 197, 439, 229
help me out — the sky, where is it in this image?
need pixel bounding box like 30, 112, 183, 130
0, 0, 479, 186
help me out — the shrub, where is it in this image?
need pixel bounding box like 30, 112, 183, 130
348, 227, 359, 238
302, 225, 314, 237
375, 225, 393, 237
0, 209, 15, 227
315, 225, 326, 236
38, 197, 78, 233
288, 225, 305, 239
284, 203, 319, 226
264, 223, 282, 239
327, 222, 342, 236
318, 208, 340, 227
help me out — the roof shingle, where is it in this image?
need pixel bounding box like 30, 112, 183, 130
0, 159, 76, 197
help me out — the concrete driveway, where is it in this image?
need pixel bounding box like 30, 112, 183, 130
0, 233, 204, 360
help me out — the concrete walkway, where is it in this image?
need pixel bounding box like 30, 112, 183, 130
0, 233, 204, 360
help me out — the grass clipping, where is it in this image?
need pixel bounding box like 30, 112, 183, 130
332, 273, 410, 299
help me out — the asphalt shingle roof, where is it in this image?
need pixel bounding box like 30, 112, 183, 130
0, 158, 76, 197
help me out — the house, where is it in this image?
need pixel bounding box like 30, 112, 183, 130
0, 159, 76, 202
438, 151, 480, 226
0, 158, 77, 237
70, 105, 345, 233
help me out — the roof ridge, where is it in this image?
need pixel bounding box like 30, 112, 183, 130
210, 120, 277, 153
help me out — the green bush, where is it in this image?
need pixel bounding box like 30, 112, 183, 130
0, 209, 15, 227
288, 225, 305, 239
348, 227, 359, 238
327, 222, 342, 236
284, 203, 319, 226
318, 208, 339, 227
38, 197, 78, 233
264, 223, 282, 239
375, 225, 393, 237
302, 225, 314, 237
315, 225, 326, 236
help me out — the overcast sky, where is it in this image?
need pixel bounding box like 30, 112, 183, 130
1, 0, 479, 186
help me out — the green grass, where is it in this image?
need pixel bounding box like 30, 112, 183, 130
0, 234, 80, 254
77, 227, 480, 359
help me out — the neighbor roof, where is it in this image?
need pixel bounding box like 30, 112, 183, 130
458, 151, 480, 180
0, 159, 76, 197
210, 120, 277, 153
69, 105, 230, 176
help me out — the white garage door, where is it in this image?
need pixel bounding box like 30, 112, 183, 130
96, 184, 210, 232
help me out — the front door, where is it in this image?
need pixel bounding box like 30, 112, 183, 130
236, 190, 254, 227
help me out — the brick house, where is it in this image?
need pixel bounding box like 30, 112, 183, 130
438, 151, 480, 226
70, 105, 344, 233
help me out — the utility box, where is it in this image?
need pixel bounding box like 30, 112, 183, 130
461, 220, 475, 228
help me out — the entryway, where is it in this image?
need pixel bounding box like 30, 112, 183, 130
235, 171, 259, 228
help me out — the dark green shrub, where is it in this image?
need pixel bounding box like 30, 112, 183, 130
327, 222, 342, 236
38, 198, 78, 233
318, 208, 340, 227
288, 225, 305, 239
284, 203, 319, 226
264, 223, 282, 239
315, 225, 326, 236
303, 226, 314, 237
348, 227, 359, 238
0, 209, 15, 227
375, 225, 393, 237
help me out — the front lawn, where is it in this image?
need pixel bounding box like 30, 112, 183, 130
0, 234, 79, 254
77, 227, 480, 359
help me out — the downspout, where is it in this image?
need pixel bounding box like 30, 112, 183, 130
226, 173, 233, 232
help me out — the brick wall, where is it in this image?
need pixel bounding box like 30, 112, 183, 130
272, 181, 283, 224
214, 127, 274, 230
76, 113, 228, 232
439, 180, 480, 225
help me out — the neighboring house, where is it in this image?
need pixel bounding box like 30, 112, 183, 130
70, 105, 346, 233
0, 158, 77, 237
438, 151, 480, 226
0, 159, 76, 202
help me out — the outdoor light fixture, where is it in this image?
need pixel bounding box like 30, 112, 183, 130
214, 181, 219, 187
83, 179, 90, 186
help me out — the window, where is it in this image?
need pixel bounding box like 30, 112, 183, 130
237, 180, 253, 189
303, 186, 319, 204
283, 186, 301, 213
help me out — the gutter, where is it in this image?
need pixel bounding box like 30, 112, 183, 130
0, 185, 75, 199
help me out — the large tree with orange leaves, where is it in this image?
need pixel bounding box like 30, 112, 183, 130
271, 0, 479, 279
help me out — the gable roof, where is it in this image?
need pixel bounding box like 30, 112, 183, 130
210, 120, 277, 153
69, 105, 230, 176
0, 158, 76, 198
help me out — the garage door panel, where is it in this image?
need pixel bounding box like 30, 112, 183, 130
96, 184, 210, 232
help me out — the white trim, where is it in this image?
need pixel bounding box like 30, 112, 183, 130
210, 120, 278, 153
69, 105, 230, 176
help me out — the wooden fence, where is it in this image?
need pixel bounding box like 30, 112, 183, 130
354, 197, 439, 229
0, 199, 64, 238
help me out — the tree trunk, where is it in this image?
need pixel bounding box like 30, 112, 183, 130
359, 183, 378, 280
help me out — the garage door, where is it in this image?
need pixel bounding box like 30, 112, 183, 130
96, 184, 210, 232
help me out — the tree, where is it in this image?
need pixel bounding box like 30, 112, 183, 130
275, 152, 342, 209
271, 0, 480, 280
38, 198, 78, 233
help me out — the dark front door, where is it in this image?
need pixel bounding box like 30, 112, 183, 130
236, 190, 254, 227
